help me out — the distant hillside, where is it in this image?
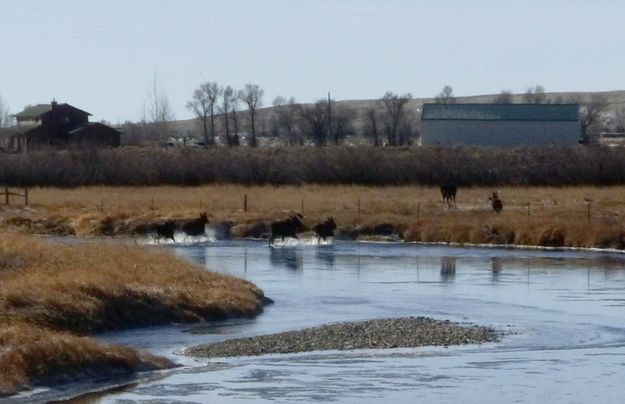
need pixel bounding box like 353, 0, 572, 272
166, 90, 625, 142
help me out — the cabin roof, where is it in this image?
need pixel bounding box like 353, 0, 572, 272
13, 103, 92, 119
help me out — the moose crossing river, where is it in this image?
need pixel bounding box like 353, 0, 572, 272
23, 239, 625, 403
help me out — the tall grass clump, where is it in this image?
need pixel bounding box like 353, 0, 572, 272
0, 232, 266, 395
1, 146, 625, 187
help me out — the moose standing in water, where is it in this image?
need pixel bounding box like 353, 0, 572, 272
440, 184, 457, 208
155, 220, 176, 242
182, 212, 209, 236
313, 217, 337, 243
269, 213, 306, 245
489, 192, 503, 214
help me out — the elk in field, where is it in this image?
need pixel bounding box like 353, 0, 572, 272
489, 191, 503, 214
313, 217, 337, 242
155, 220, 176, 242
182, 212, 209, 236
269, 213, 306, 245
440, 184, 457, 208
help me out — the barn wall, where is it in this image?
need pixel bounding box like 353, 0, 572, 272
421, 121, 581, 147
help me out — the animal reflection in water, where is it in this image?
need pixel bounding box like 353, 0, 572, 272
440, 257, 456, 281
315, 246, 335, 269
270, 247, 303, 271
269, 213, 306, 245
491, 257, 502, 278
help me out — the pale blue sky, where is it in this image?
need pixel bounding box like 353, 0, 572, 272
1, 0, 623, 123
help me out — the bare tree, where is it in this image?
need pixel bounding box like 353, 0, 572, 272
379, 92, 412, 146
221, 86, 234, 146
300, 100, 329, 146
576, 94, 609, 144
330, 104, 355, 145
434, 85, 456, 104
615, 107, 625, 133
239, 83, 264, 147
397, 109, 419, 145
146, 78, 175, 142
272, 96, 300, 146
494, 90, 514, 104
186, 82, 221, 147
365, 106, 380, 147
229, 93, 240, 146
0, 94, 13, 128
523, 85, 547, 104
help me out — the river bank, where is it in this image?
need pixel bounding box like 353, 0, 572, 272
0, 232, 266, 397
2, 185, 624, 250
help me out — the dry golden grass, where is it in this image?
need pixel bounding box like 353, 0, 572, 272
2, 185, 625, 249
0, 232, 265, 395
0, 323, 172, 395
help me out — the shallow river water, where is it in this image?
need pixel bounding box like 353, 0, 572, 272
19, 240, 625, 403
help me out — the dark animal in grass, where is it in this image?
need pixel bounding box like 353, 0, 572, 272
269, 213, 306, 245
155, 220, 176, 242
489, 192, 503, 214
182, 212, 209, 236
313, 217, 337, 242
440, 184, 457, 208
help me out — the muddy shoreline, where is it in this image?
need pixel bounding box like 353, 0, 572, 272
184, 317, 497, 358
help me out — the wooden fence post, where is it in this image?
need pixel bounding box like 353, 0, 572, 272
244, 194, 248, 213
417, 202, 421, 222
587, 203, 591, 224
301, 199, 304, 214
357, 199, 361, 216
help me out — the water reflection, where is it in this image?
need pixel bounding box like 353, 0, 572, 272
269, 247, 303, 271
491, 257, 502, 280
315, 246, 335, 269
440, 256, 456, 282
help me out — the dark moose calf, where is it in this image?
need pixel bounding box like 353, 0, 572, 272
489, 192, 503, 214
440, 184, 457, 208
182, 212, 209, 236
269, 213, 306, 245
155, 220, 176, 242
313, 217, 337, 243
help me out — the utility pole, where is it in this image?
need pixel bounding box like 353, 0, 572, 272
327, 91, 333, 145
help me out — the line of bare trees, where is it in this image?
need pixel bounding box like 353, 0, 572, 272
185, 82, 264, 148
183, 81, 420, 148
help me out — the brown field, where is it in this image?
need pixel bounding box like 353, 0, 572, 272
1, 185, 624, 249
0, 232, 266, 395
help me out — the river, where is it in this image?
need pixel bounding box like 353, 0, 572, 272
17, 240, 625, 403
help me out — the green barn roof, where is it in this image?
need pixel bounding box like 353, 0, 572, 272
421, 103, 579, 121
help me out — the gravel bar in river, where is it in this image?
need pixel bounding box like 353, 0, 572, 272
184, 317, 497, 358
